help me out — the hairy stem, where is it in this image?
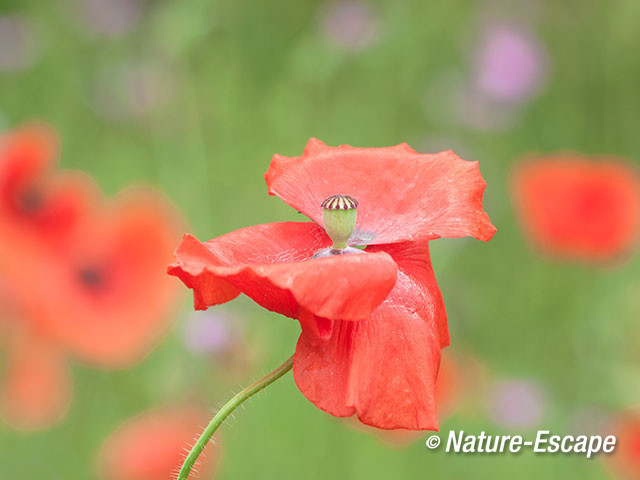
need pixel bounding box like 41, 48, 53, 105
177, 354, 294, 480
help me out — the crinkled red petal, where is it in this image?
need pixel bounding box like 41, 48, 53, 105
168, 222, 399, 340
265, 138, 496, 245
293, 241, 447, 430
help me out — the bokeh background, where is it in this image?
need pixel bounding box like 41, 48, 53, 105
1, 0, 639, 479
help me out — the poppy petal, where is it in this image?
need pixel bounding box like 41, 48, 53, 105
98, 405, 219, 480
511, 155, 640, 262
265, 139, 496, 245
0, 334, 72, 430
293, 241, 447, 430
169, 222, 399, 334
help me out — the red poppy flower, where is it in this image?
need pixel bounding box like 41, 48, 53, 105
170, 139, 495, 430
605, 410, 640, 480
511, 155, 640, 263
98, 405, 220, 480
24, 189, 184, 367
1, 124, 183, 367
1, 123, 184, 428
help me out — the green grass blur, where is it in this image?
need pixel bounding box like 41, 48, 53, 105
1, 0, 639, 479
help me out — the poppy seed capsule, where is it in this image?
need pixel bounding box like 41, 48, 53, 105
321, 194, 358, 250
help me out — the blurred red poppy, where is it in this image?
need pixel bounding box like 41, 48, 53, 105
0, 124, 97, 249
511, 155, 640, 263
0, 328, 72, 430
170, 139, 495, 430
0, 123, 184, 428
26, 189, 183, 367
605, 410, 640, 480
98, 405, 220, 480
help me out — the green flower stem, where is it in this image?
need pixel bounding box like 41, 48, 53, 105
177, 354, 294, 480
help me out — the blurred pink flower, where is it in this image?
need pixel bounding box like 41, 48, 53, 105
78, 0, 144, 37
182, 310, 261, 381
183, 310, 234, 355
0, 15, 38, 72
322, 1, 379, 51
472, 22, 548, 104
488, 378, 547, 428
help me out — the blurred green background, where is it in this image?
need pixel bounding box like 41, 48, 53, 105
1, 0, 639, 478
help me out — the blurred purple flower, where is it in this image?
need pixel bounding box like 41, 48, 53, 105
0, 16, 38, 72
488, 379, 547, 428
472, 22, 548, 104
322, 1, 379, 51
183, 310, 235, 355
78, 0, 144, 37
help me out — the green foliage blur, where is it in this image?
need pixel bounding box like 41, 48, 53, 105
1, 0, 639, 479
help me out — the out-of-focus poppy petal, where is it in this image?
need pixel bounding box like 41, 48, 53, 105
0, 124, 98, 248
293, 241, 447, 430
26, 189, 183, 368
0, 333, 72, 431
168, 222, 399, 332
511, 155, 640, 262
435, 350, 463, 420
0, 123, 57, 189
0, 171, 98, 256
98, 405, 219, 480
604, 410, 640, 480
265, 139, 496, 245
